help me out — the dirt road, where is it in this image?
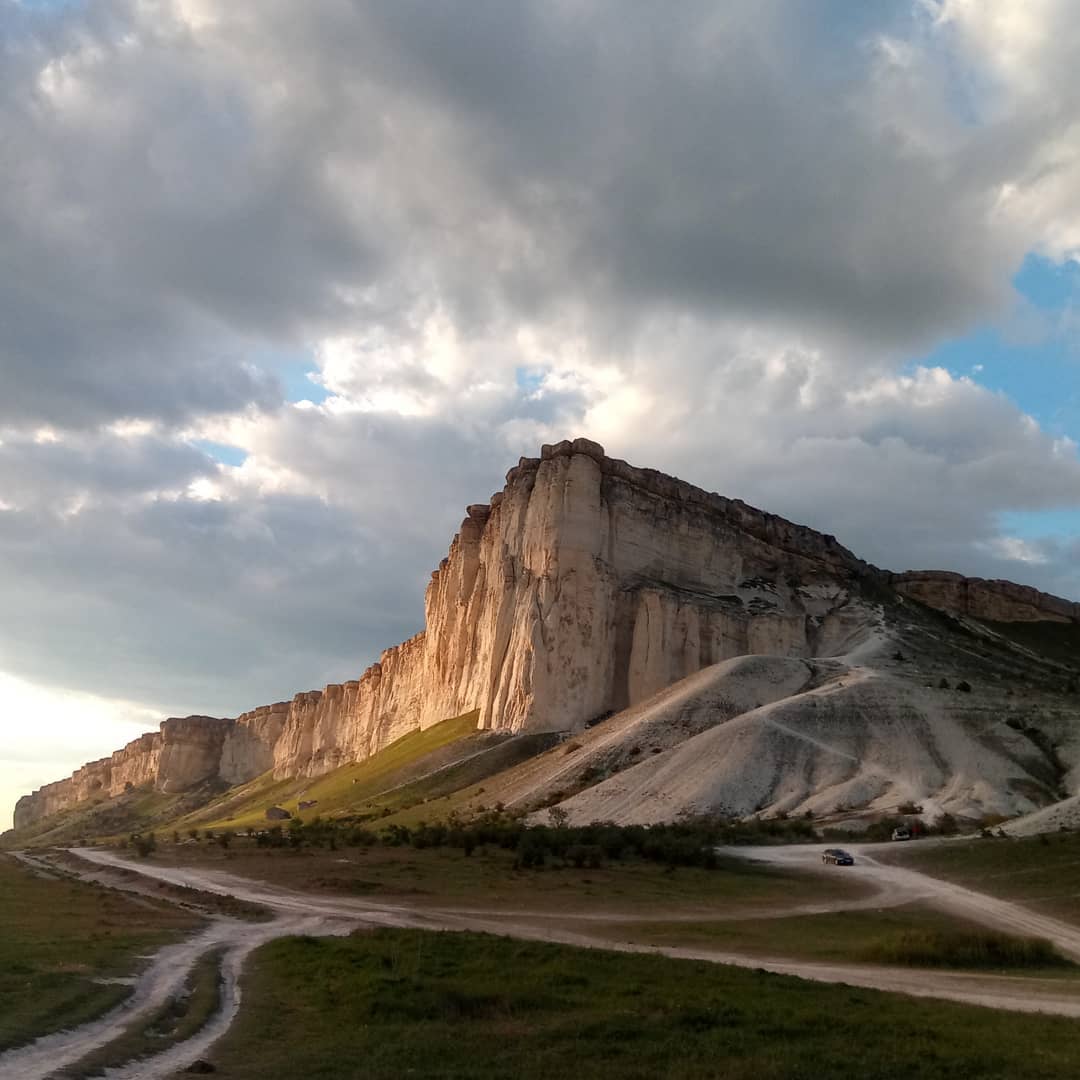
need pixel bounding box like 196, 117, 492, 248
736, 841, 1080, 961
7, 843, 1080, 1079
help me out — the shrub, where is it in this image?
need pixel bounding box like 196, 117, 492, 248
565, 844, 603, 869
130, 831, 156, 857
862, 930, 1068, 970
345, 827, 377, 848
517, 834, 547, 869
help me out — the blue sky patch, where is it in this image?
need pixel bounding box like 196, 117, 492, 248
919, 254, 1079, 442
192, 439, 248, 468
919, 254, 1080, 534
1013, 253, 1080, 312
252, 348, 330, 406
16, 0, 85, 12
998, 509, 1080, 541
515, 366, 546, 392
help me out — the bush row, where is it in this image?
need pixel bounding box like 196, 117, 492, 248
166, 812, 819, 869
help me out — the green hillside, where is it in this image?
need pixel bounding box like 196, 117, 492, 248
0, 783, 222, 850
2, 710, 491, 848
170, 709, 486, 832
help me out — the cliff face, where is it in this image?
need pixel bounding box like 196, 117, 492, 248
13, 716, 233, 829
252, 437, 881, 780
892, 571, 1080, 624
14, 437, 1078, 831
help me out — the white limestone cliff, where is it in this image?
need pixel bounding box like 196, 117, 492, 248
15, 438, 1078, 830
252, 436, 881, 780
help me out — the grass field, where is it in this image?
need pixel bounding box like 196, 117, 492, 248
147, 837, 867, 914
204, 928, 1080, 1079
595, 903, 1076, 973
894, 834, 1080, 924
0, 855, 202, 1052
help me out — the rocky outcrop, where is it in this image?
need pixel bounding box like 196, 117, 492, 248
537, 660, 1076, 826
892, 571, 1080, 624
13, 715, 235, 829
14, 438, 1079, 830
250, 437, 884, 779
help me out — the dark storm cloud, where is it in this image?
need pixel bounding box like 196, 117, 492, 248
0, 0, 1036, 432
0, 488, 417, 712
0, 429, 214, 504
0, 415, 520, 713
353, 0, 1015, 349
1, 1, 380, 428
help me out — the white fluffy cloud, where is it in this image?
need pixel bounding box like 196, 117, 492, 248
2, 1, 1080, 820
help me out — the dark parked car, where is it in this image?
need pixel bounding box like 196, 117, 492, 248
822, 848, 854, 866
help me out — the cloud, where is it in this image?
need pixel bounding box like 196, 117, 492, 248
0, 671, 160, 831
0, 412, 525, 713
1, 0, 1079, 765
5, 0, 1074, 432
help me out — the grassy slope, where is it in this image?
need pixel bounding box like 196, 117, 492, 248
0, 855, 202, 1051
0, 787, 199, 850
207, 929, 1080, 1080
3, 711, 491, 849
983, 618, 1080, 671
371, 732, 580, 829
168, 710, 486, 832
896, 834, 1080, 924
350, 732, 560, 828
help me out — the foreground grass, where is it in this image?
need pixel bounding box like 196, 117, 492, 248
148, 837, 866, 914
597, 903, 1075, 973
0, 855, 202, 1052
206, 929, 1080, 1079
896, 834, 1080, 924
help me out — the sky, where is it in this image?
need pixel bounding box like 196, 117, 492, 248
2, 0, 1080, 828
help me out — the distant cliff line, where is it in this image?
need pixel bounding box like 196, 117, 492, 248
13, 437, 1078, 830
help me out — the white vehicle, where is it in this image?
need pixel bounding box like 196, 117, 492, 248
891, 826, 912, 841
